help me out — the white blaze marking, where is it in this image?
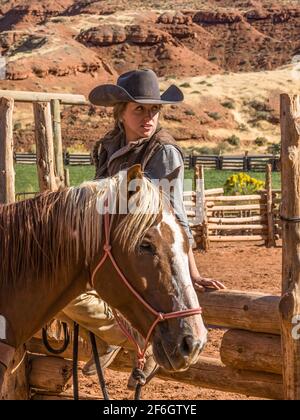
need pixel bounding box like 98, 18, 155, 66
159, 212, 199, 310
0, 315, 6, 340
158, 212, 208, 348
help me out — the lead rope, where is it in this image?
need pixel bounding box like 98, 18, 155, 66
89, 331, 110, 400
72, 322, 110, 400
73, 322, 79, 400
112, 309, 146, 400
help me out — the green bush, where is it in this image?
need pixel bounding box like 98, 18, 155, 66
248, 100, 271, 112
267, 142, 281, 154
14, 122, 22, 130
179, 82, 191, 88
184, 109, 196, 116
253, 111, 271, 121
221, 101, 235, 109
197, 146, 215, 155
225, 135, 240, 146
207, 111, 221, 121
238, 123, 248, 131
254, 136, 268, 146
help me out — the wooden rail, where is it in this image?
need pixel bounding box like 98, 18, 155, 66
14, 152, 280, 171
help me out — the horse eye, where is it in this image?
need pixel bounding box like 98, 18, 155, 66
139, 242, 155, 254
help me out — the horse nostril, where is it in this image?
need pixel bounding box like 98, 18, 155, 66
179, 335, 195, 358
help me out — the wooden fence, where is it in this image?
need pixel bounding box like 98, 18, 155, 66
14, 152, 280, 171
184, 164, 281, 249
186, 153, 279, 171
14, 152, 93, 166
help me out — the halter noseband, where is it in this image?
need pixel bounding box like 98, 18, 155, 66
90, 202, 202, 368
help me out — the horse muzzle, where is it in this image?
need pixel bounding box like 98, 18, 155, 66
152, 327, 207, 372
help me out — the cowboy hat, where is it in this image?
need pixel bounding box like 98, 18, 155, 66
88, 69, 184, 106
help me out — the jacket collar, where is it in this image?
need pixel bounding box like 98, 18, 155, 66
106, 124, 162, 168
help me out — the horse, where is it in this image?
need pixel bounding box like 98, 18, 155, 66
0, 164, 207, 394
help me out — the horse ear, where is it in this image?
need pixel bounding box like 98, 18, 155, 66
127, 164, 143, 183
126, 164, 143, 201
161, 166, 181, 183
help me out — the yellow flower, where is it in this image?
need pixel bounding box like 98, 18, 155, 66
224, 173, 264, 195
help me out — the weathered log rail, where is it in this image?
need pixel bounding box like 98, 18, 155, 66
25, 289, 283, 400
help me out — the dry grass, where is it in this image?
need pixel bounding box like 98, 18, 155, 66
162, 62, 300, 149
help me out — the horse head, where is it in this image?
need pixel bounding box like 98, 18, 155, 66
91, 165, 207, 372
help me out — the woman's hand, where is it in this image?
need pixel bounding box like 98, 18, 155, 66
188, 248, 226, 292
192, 276, 226, 292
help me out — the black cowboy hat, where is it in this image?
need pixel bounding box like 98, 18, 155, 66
89, 69, 184, 106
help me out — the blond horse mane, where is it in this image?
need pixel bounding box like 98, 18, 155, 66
0, 172, 164, 287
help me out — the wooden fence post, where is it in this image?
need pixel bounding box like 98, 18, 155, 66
265, 163, 275, 247
243, 151, 249, 171
0, 97, 15, 204
1, 346, 29, 400
33, 102, 57, 192
51, 99, 65, 188
279, 93, 300, 400
195, 164, 209, 250
64, 168, 70, 188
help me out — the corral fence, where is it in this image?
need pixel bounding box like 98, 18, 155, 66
183, 164, 280, 249
184, 153, 280, 171
14, 152, 93, 166
14, 151, 280, 171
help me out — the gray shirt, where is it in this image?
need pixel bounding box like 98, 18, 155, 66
144, 144, 193, 246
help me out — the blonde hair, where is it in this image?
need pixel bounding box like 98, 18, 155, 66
113, 103, 127, 125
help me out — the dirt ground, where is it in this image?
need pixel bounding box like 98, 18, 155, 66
67, 242, 282, 400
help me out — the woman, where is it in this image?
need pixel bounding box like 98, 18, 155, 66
61, 69, 225, 388
90, 69, 225, 291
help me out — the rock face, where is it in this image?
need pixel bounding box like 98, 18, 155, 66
1, 1, 299, 78
0, 1, 74, 30
77, 25, 127, 46
126, 25, 172, 45
193, 10, 243, 24
0, 0, 299, 149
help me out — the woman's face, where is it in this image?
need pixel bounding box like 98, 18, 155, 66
122, 102, 160, 142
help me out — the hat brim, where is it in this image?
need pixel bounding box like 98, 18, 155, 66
89, 84, 184, 106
